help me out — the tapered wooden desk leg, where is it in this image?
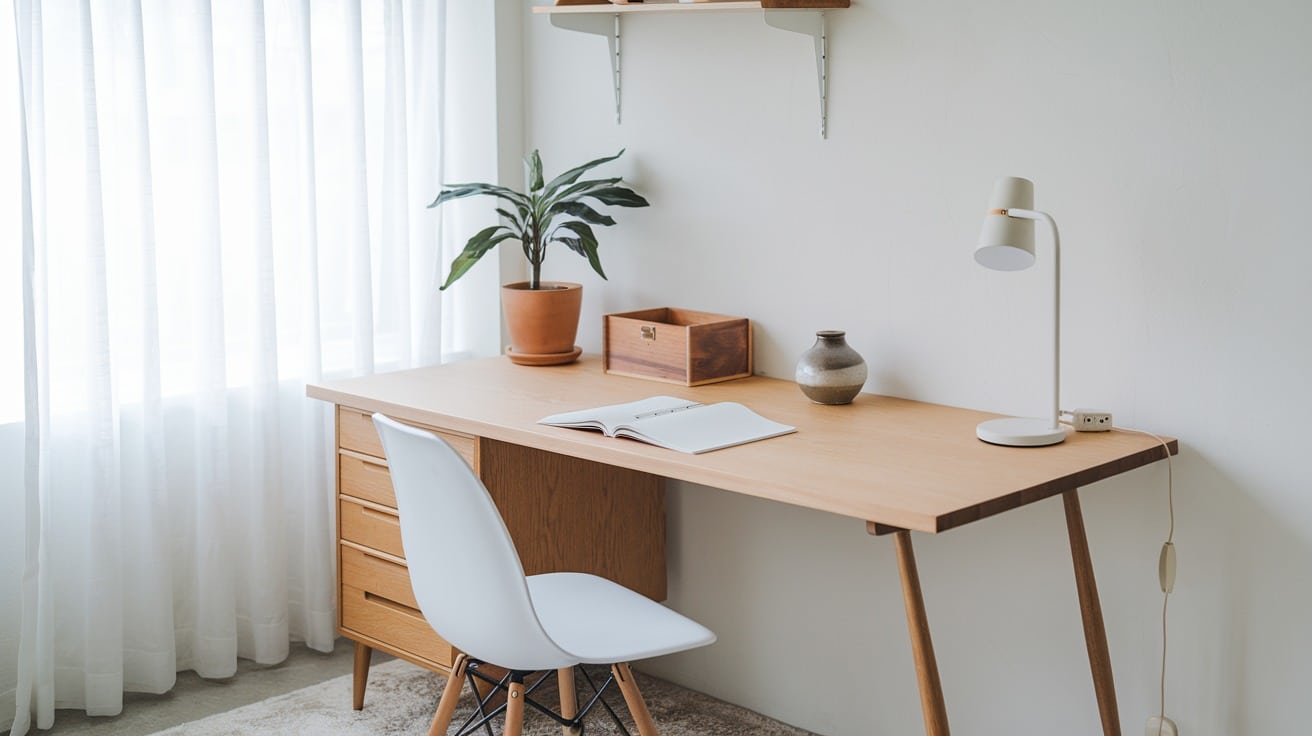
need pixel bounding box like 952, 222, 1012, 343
894, 530, 950, 736
352, 641, 372, 711
1063, 490, 1121, 736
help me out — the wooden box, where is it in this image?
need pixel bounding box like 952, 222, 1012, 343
603, 308, 752, 386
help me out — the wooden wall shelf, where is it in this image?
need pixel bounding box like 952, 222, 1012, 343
535, 1, 849, 137
534, 1, 851, 15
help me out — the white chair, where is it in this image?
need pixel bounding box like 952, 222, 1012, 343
371, 413, 716, 736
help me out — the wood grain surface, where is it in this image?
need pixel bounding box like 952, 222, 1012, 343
310, 356, 1176, 534
479, 438, 666, 601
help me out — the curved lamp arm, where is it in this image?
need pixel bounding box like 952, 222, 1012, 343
996, 207, 1061, 431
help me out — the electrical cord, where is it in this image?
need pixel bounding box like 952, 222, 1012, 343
1113, 426, 1175, 736
1060, 413, 1177, 736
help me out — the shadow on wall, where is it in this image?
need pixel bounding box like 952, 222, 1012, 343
1189, 450, 1312, 734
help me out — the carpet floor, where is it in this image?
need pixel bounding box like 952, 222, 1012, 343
146, 658, 816, 735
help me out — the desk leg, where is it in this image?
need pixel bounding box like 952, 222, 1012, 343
1062, 489, 1121, 736
352, 641, 371, 710
893, 530, 950, 736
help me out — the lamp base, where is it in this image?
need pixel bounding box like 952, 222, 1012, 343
976, 417, 1068, 447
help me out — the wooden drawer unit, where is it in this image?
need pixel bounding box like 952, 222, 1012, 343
334, 406, 476, 679
339, 497, 405, 559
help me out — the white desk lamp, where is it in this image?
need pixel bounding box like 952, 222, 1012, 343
974, 176, 1068, 447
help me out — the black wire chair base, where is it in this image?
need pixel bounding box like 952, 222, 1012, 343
448, 662, 634, 736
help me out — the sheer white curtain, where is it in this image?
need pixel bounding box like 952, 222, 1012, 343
4, 0, 495, 731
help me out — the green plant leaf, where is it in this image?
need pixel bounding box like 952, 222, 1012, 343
542, 149, 625, 198
526, 150, 544, 193
428, 183, 530, 209
495, 207, 524, 231
553, 222, 606, 280
430, 151, 645, 287
548, 200, 616, 227
584, 186, 650, 208
426, 186, 481, 208
439, 226, 516, 290
544, 177, 622, 209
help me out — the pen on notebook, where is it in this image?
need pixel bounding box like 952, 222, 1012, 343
634, 402, 702, 420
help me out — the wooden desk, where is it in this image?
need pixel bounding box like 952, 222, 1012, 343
308, 355, 1176, 735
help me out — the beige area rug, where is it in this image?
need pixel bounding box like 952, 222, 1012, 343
147, 658, 816, 735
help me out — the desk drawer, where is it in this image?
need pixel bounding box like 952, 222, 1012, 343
340, 452, 397, 508
338, 406, 478, 468
340, 542, 418, 609
341, 582, 454, 669
340, 498, 405, 558
338, 406, 386, 458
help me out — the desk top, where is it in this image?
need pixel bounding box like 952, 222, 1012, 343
308, 356, 1176, 534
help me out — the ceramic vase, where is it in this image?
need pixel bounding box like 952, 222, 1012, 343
795, 330, 867, 405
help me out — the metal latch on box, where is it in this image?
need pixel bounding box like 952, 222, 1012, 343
640, 325, 656, 341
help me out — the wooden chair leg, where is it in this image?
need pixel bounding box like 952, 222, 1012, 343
352, 642, 372, 711
894, 530, 950, 736
504, 680, 527, 736
558, 667, 581, 736
1063, 490, 1121, 736
429, 653, 469, 736
611, 662, 659, 736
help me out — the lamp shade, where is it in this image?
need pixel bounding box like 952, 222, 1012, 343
975, 177, 1035, 271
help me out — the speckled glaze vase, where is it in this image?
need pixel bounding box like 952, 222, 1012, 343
795, 330, 868, 405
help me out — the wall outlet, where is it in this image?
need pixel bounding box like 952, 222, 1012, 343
1072, 409, 1112, 432
1145, 715, 1178, 736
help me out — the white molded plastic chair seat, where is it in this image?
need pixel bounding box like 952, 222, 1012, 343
526, 572, 713, 664
370, 413, 715, 736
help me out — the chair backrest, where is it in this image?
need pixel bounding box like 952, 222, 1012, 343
371, 413, 574, 671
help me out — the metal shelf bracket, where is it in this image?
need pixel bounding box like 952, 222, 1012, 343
763, 10, 828, 138
547, 7, 831, 137
550, 12, 622, 125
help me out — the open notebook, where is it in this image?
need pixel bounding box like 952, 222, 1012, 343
538, 395, 796, 455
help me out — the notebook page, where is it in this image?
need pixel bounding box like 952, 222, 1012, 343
619, 402, 796, 454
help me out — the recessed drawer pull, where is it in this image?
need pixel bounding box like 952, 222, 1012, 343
365, 591, 422, 618
358, 457, 388, 469
361, 507, 399, 525
351, 543, 406, 566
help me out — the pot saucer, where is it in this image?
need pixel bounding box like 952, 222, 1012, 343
505, 345, 582, 366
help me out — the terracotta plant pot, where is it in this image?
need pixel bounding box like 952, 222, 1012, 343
501, 281, 583, 366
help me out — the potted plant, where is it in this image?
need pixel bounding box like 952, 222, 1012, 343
429, 149, 649, 365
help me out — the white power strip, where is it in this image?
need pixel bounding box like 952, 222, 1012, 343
1071, 408, 1112, 432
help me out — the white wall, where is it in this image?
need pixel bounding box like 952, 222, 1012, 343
521, 0, 1312, 734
